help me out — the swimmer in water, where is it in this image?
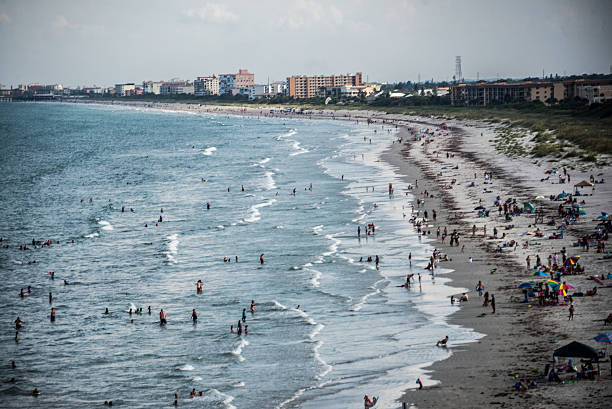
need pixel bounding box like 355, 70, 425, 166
231, 325, 234, 333
160, 309, 167, 325
196, 280, 203, 294
260, 253, 264, 264
242, 308, 247, 322
20, 288, 24, 298
192, 309, 197, 322
50, 307, 56, 322
250, 300, 255, 313
244, 325, 248, 335
104, 308, 109, 314
206, 202, 210, 210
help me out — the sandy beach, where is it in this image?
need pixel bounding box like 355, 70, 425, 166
69, 100, 612, 408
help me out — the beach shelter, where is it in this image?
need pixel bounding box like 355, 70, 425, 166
553, 341, 598, 359
574, 180, 594, 188
523, 202, 535, 214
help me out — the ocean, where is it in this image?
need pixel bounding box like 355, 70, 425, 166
0, 102, 479, 408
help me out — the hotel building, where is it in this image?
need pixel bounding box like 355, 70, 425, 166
287, 73, 363, 99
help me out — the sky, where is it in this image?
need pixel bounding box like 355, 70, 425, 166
0, 0, 611, 87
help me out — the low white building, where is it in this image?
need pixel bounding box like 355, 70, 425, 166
115, 83, 136, 96
160, 81, 194, 95
143, 81, 164, 95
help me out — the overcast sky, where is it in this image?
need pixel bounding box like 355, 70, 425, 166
0, 0, 611, 87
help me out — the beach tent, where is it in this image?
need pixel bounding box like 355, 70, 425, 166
523, 202, 535, 214
574, 180, 594, 188
553, 341, 598, 359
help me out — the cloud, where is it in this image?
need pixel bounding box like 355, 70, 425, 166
184, 3, 239, 23
52, 15, 104, 33
278, 1, 345, 29
0, 11, 11, 24
53, 15, 69, 29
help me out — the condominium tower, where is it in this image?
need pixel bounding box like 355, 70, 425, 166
287, 73, 363, 99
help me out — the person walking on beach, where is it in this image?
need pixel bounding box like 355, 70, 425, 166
568, 304, 574, 320
476, 281, 484, 297
526, 255, 531, 269
491, 295, 496, 314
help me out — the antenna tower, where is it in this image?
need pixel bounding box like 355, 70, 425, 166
455, 56, 462, 82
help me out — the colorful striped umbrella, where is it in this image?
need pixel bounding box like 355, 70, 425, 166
594, 333, 612, 344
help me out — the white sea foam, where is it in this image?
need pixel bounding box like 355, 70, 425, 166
202, 146, 217, 156
216, 225, 225, 229
263, 171, 277, 190
231, 338, 249, 362
179, 364, 194, 371
165, 233, 179, 264
204, 389, 237, 409
259, 157, 271, 165
312, 224, 324, 234
276, 129, 297, 140
322, 233, 342, 256
244, 199, 276, 223
289, 140, 309, 156
84, 232, 99, 238
313, 341, 332, 379
306, 268, 322, 287
192, 376, 203, 381
98, 221, 113, 231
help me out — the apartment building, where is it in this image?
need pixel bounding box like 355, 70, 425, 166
450, 79, 612, 106
115, 83, 136, 96
194, 76, 220, 96
287, 73, 363, 99
218, 69, 255, 95
160, 81, 194, 95
143, 81, 164, 95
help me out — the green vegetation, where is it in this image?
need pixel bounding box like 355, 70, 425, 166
85, 94, 612, 156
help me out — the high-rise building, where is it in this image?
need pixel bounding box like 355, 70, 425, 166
115, 83, 136, 96
194, 76, 220, 96
143, 81, 164, 95
218, 69, 254, 94
287, 73, 362, 99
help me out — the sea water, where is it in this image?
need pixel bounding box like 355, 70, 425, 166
0, 102, 480, 408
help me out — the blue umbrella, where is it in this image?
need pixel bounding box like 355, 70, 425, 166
531, 271, 548, 277
518, 282, 536, 289
594, 333, 612, 343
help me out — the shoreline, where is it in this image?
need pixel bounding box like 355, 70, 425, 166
49, 99, 611, 408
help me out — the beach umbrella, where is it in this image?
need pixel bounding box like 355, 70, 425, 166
596, 212, 609, 220
594, 333, 612, 344
535, 195, 545, 199
574, 180, 594, 188
548, 279, 560, 288
531, 271, 548, 277
474, 206, 486, 210
518, 282, 536, 288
